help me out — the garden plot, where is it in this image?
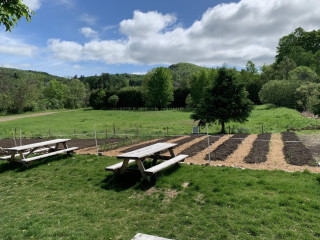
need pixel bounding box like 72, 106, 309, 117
244, 133, 271, 164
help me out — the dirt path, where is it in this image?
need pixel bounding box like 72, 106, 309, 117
0, 112, 57, 122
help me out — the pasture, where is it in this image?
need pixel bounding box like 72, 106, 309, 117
0, 105, 319, 139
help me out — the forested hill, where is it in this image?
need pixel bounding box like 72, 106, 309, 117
169, 63, 206, 88
0, 67, 66, 84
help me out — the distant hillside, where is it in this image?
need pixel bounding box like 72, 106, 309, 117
169, 63, 207, 88
0, 67, 67, 85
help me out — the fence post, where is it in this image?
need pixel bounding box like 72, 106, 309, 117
106, 129, 108, 139
113, 123, 116, 136
48, 129, 51, 138
94, 125, 99, 155
136, 127, 139, 136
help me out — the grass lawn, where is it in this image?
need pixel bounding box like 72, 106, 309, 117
0, 105, 319, 138
1, 154, 320, 239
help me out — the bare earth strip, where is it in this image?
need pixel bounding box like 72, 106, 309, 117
185, 135, 233, 165
0, 112, 57, 122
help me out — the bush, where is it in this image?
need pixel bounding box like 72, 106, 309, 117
259, 80, 301, 109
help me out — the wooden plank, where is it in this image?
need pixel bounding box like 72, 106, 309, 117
20, 147, 78, 163
117, 143, 177, 159
0, 148, 50, 160
144, 154, 188, 175
105, 160, 136, 171
3, 139, 71, 152
132, 233, 173, 240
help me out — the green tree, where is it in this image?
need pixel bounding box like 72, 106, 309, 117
108, 95, 119, 108
65, 79, 87, 109
191, 67, 254, 134
189, 69, 211, 106
276, 56, 296, 80
288, 66, 319, 82
259, 80, 301, 108
144, 67, 174, 110
43, 80, 67, 109
296, 83, 320, 112
0, 0, 34, 31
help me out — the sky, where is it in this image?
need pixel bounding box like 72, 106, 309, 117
1, 0, 320, 77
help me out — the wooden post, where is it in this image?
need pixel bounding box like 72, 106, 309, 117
105, 129, 108, 139
48, 129, 51, 138
94, 125, 98, 155
136, 127, 139, 136
113, 123, 116, 136
12, 129, 17, 147
206, 124, 211, 165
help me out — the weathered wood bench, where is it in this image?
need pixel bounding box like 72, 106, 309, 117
21, 147, 78, 163
0, 148, 50, 160
105, 159, 136, 171
144, 154, 188, 175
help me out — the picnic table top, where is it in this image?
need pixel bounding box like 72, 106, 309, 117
3, 139, 71, 152
116, 142, 177, 160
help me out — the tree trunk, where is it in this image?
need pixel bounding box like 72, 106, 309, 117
221, 121, 226, 134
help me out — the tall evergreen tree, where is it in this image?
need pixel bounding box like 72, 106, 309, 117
191, 67, 253, 133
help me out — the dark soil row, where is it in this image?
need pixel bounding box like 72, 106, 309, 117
281, 132, 316, 166
244, 133, 271, 164
180, 135, 222, 157
205, 134, 249, 161
172, 135, 203, 146
120, 136, 180, 153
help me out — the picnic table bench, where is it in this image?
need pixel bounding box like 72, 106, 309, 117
0, 139, 78, 166
106, 142, 188, 181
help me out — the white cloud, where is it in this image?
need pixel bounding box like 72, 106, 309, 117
48, 0, 320, 67
80, 14, 97, 26
80, 27, 98, 39
1, 63, 32, 69
0, 33, 38, 57
23, 0, 41, 11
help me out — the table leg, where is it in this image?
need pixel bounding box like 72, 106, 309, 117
55, 143, 59, 150
63, 142, 68, 149
135, 159, 148, 180
19, 151, 25, 160
168, 148, 176, 158
10, 152, 16, 162
120, 159, 130, 174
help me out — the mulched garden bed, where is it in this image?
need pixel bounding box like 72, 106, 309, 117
281, 132, 316, 166
180, 135, 223, 157
172, 135, 203, 146
120, 136, 180, 153
205, 134, 249, 161
244, 133, 271, 164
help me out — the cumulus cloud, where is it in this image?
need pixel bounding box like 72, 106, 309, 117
23, 0, 41, 11
48, 0, 320, 67
0, 33, 38, 57
80, 27, 98, 39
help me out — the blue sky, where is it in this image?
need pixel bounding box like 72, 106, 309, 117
1, 0, 320, 77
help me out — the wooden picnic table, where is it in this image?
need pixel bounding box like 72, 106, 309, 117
106, 142, 188, 181
1, 139, 78, 165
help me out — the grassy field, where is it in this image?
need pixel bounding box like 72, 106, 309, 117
0, 105, 319, 138
0, 154, 320, 239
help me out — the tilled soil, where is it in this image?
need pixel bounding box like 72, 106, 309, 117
282, 132, 316, 166
244, 133, 271, 164
205, 134, 249, 161
180, 135, 223, 157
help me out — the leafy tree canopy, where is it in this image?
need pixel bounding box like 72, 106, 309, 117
0, 0, 33, 31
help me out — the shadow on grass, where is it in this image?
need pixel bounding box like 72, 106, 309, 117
0, 154, 71, 173
100, 164, 181, 192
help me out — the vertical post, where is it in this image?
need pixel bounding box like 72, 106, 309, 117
12, 128, 17, 147
20, 129, 22, 146
136, 127, 139, 136
206, 124, 211, 165
105, 129, 108, 139
94, 125, 99, 155
113, 123, 116, 136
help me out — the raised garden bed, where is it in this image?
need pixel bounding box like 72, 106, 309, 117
244, 133, 271, 164
281, 132, 316, 166
206, 134, 249, 161
180, 135, 222, 157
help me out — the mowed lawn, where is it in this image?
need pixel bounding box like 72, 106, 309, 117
0, 155, 320, 239
0, 105, 319, 138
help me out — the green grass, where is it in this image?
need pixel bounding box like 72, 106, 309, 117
0, 105, 319, 138
1, 154, 320, 239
